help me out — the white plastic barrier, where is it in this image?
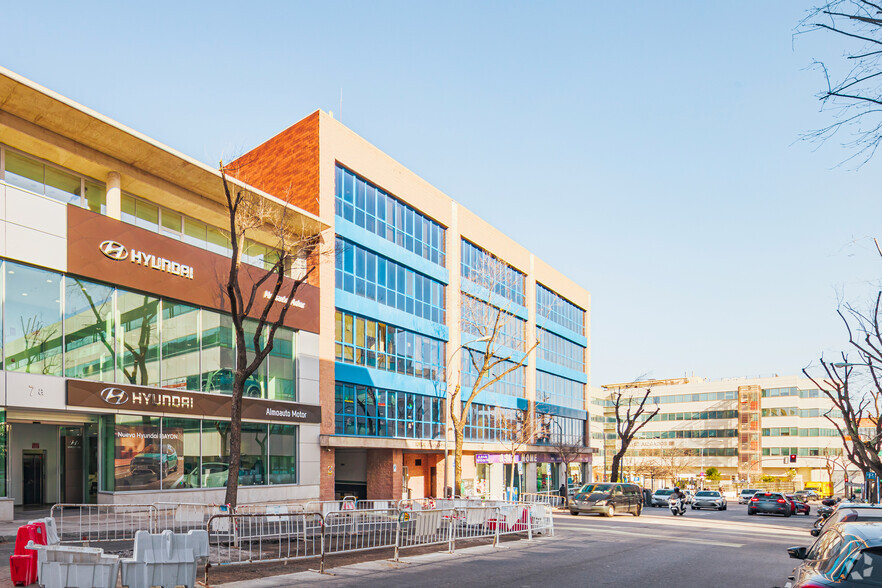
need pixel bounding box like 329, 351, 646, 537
28, 517, 61, 545
120, 529, 209, 588
26, 542, 119, 588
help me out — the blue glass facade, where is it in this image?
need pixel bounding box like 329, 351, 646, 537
335, 237, 446, 324
537, 283, 584, 335
461, 240, 525, 306
536, 371, 584, 410
536, 327, 584, 371
334, 382, 443, 439
334, 309, 444, 381
335, 165, 446, 266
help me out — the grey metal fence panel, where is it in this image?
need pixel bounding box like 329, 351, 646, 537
49, 504, 156, 544
323, 509, 398, 555
205, 512, 324, 567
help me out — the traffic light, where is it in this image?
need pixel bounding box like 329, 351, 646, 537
789, 454, 797, 463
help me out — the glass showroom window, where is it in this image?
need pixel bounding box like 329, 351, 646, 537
113, 414, 162, 491
201, 420, 231, 489
161, 417, 200, 490
269, 425, 298, 484
160, 300, 200, 390
266, 328, 295, 401
117, 289, 160, 386
200, 310, 234, 395
5, 262, 62, 376
64, 277, 115, 381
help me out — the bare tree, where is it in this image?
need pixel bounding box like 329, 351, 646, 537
540, 412, 586, 491
606, 386, 660, 484
448, 253, 538, 495
655, 446, 698, 487
803, 293, 882, 501
219, 168, 322, 507
499, 408, 540, 492
800, 1, 882, 165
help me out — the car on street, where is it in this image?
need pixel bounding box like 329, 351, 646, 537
785, 494, 812, 516
692, 490, 727, 511
651, 488, 674, 507
738, 488, 765, 504
811, 505, 882, 538
683, 489, 694, 504
794, 489, 820, 502
785, 521, 882, 587
748, 492, 792, 517
570, 483, 643, 517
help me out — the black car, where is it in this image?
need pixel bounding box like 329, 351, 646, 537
569, 483, 643, 517
786, 522, 882, 587
812, 506, 882, 538
748, 492, 792, 517
785, 494, 812, 516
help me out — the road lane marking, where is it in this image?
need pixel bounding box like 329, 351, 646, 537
551, 524, 744, 548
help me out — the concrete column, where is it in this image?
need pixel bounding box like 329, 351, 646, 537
106, 171, 121, 220
526, 462, 538, 493
446, 201, 461, 496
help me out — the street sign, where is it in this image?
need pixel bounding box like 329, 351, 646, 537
868, 471, 877, 480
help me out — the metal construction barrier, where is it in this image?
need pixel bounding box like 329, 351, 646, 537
452, 506, 500, 546
49, 504, 156, 544
205, 512, 323, 568
303, 497, 357, 516
152, 503, 231, 535
493, 504, 532, 540
322, 508, 399, 566
394, 507, 456, 560
528, 504, 555, 536
520, 493, 565, 508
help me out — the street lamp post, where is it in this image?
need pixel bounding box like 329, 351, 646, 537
442, 335, 491, 497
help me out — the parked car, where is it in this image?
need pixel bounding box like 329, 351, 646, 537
748, 492, 792, 517
692, 490, 727, 511
738, 488, 765, 504
129, 444, 178, 477
651, 488, 674, 507
683, 489, 694, 504
785, 522, 882, 587
785, 494, 812, 516
811, 506, 882, 538
569, 483, 643, 517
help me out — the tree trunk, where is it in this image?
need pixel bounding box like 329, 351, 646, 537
224, 378, 243, 507
454, 424, 464, 497
610, 453, 622, 484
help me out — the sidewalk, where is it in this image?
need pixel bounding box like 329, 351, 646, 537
212, 536, 554, 587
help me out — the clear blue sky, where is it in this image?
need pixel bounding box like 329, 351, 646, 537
4, 1, 879, 385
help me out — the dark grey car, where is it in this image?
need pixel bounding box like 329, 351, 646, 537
569, 483, 642, 517
785, 522, 882, 587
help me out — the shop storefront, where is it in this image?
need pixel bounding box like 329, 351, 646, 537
0, 203, 322, 512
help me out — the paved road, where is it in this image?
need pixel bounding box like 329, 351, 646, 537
233, 502, 819, 588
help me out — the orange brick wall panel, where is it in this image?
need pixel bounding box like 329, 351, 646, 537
225, 112, 321, 216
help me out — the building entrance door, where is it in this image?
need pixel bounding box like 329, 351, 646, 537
22, 452, 44, 506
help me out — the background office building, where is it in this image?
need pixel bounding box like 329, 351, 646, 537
598, 376, 852, 493
230, 111, 594, 500
0, 68, 324, 517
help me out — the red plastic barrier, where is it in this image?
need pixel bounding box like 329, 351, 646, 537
9, 524, 46, 586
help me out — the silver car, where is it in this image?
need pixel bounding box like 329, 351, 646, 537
692, 490, 727, 511
651, 488, 674, 507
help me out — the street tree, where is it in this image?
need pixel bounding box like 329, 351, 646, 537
800, 1, 882, 165
448, 254, 538, 495
606, 385, 660, 483
499, 408, 540, 492
803, 294, 882, 501
219, 167, 322, 507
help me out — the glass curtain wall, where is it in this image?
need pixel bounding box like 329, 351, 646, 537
104, 416, 298, 492
0, 260, 299, 399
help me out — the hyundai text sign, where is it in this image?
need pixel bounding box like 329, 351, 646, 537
98, 239, 194, 279
67, 379, 321, 424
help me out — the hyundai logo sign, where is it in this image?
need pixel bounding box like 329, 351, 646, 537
99, 240, 128, 261
100, 387, 129, 405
